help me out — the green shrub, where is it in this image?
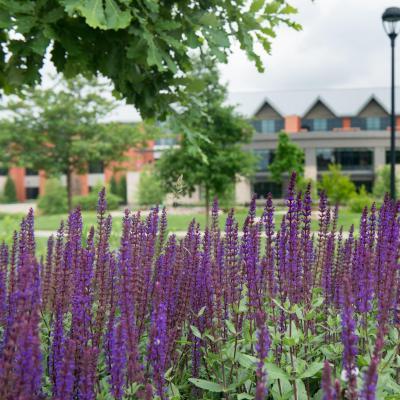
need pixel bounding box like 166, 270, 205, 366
37, 178, 68, 215
137, 167, 165, 206
3, 176, 17, 203
73, 183, 121, 211
110, 175, 127, 204
110, 175, 118, 196
118, 175, 127, 204
373, 165, 400, 198
349, 185, 374, 213
318, 164, 356, 204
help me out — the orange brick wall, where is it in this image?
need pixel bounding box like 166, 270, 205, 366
9, 167, 26, 202
284, 116, 301, 133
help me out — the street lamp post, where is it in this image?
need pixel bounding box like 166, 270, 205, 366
382, 7, 400, 200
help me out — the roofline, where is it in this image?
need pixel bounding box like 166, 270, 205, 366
302, 96, 338, 118
253, 97, 284, 118
355, 94, 389, 116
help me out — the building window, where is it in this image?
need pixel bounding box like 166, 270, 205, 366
261, 120, 276, 133
385, 150, 400, 163
25, 187, 39, 200
317, 148, 373, 171
366, 117, 381, 130
253, 149, 275, 171
0, 166, 8, 176
313, 119, 328, 131
88, 161, 104, 174
253, 181, 282, 199
25, 168, 38, 176
155, 137, 177, 146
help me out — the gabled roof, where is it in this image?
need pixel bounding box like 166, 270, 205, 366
355, 95, 389, 116
226, 87, 400, 118
253, 99, 284, 118
302, 97, 337, 119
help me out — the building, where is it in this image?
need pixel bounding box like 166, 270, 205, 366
3, 87, 400, 204
227, 87, 400, 199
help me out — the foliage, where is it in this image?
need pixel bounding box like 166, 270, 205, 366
0, 180, 399, 399
2, 175, 17, 203
349, 185, 374, 213
0, 75, 148, 209
73, 184, 121, 211
109, 174, 127, 204
373, 165, 400, 198
269, 132, 304, 183
318, 164, 356, 204
0, 0, 300, 119
137, 167, 165, 206
37, 178, 68, 215
156, 57, 256, 216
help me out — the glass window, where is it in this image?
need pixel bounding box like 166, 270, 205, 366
317, 148, 373, 171
385, 150, 400, 163
253, 149, 275, 171
0, 166, 8, 176
366, 117, 381, 130
25, 168, 38, 176
316, 149, 335, 170
25, 187, 39, 199
155, 137, 177, 146
253, 181, 282, 199
88, 161, 104, 174
313, 119, 328, 131
261, 120, 276, 133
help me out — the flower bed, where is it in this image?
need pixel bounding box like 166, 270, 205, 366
0, 176, 399, 399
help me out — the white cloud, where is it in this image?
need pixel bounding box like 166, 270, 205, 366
220, 0, 400, 92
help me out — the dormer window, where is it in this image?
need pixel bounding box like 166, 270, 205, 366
366, 117, 381, 130
313, 118, 328, 131
261, 120, 275, 133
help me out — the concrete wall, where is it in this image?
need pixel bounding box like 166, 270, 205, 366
235, 176, 251, 204
127, 171, 140, 205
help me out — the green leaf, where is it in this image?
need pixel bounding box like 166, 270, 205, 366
199, 13, 220, 27
295, 379, 308, 400
265, 362, 290, 380
249, 0, 264, 13
298, 361, 324, 379
236, 353, 258, 370
237, 393, 254, 400
68, 0, 131, 30
225, 320, 237, 335
188, 378, 225, 392
190, 325, 202, 339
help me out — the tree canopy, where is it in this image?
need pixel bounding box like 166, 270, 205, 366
156, 58, 255, 218
0, 1, 300, 118
0, 75, 149, 209
269, 131, 304, 183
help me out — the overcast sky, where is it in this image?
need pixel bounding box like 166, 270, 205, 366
220, 0, 400, 93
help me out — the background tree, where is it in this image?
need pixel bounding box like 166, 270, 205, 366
269, 132, 305, 184
318, 164, 356, 204
137, 166, 165, 206
2, 176, 17, 203
373, 165, 399, 198
0, 1, 300, 119
0, 75, 149, 210
156, 58, 255, 221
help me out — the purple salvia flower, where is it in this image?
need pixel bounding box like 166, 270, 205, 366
42, 235, 54, 311
0, 243, 8, 328
322, 361, 335, 400
148, 282, 168, 399
341, 277, 358, 400
255, 310, 270, 400
108, 318, 127, 399
53, 339, 76, 400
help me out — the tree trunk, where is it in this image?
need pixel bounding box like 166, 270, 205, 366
66, 168, 73, 212
205, 185, 210, 227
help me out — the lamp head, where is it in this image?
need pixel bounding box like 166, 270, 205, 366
382, 7, 400, 38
